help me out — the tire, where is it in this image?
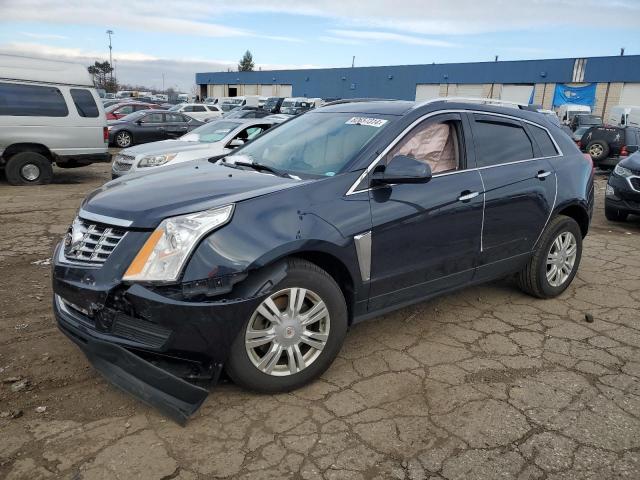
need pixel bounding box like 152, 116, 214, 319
226, 258, 348, 393
517, 215, 583, 299
605, 205, 628, 222
5, 151, 53, 185
115, 130, 133, 148
586, 141, 609, 162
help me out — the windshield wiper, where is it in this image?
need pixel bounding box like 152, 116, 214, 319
232, 160, 292, 179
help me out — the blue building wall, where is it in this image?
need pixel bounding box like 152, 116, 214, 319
196, 55, 640, 100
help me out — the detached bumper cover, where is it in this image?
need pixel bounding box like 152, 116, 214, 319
57, 315, 209, 425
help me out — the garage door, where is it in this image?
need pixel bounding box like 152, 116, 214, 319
278, 84, 293, 97
415, 84, 440, 101
454, 84, 483, 98
500, 84, 534, 104
260, 84, 273, 96
620, 84, 640, 106
243, 84, 258, 95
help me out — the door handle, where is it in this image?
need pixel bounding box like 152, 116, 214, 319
536, 170, 552, 180
458, 191, 480, 202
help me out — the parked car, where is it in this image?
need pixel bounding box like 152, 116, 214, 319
102, 99, 122, 109
111, 118, 282, 177
105, 102, 155, 120
262, 97, 285, 114
224, 106, 272, 119
108, 110, 203, 148
204, 97, 218, 104
168, 103, 222, 122
579, 125, 640, 167
569, 114, 602, 131
0, 54, 109, 185
280, 97, 316, 115
53, 99, 593, 423
605, 151, 640, 221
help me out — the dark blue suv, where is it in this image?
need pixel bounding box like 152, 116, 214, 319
52, 99, 594, 422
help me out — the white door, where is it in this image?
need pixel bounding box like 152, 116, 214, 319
454, 84, 483, 98
500, 85, 534, 104
278, 84, 293, 97
415, 84, 440, 101
260, 84, 273, 96
620, 84, 640, 106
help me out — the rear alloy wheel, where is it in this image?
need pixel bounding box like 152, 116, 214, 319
586, 141, 609, 162
226, 259, 347, 392
517, 215, 583, 298
115, 131, 133, 148
5, 151, 54, 185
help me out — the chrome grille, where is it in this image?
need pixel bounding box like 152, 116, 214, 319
63, 217, 126, 264
113, 154, 135, 172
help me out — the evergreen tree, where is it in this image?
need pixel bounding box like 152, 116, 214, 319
238, 50, 255, 72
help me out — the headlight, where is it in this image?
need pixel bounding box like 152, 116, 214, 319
138, 153, 177, 168
614, 164, 633, 177
123, 205, 234, 283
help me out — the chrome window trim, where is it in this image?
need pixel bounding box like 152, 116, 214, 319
78, 208, 133, 227
345, 109, 563, 196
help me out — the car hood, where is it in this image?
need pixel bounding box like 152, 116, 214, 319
119, 140, 211, 157
81, 159, 305, 228
620, 151, 640, 171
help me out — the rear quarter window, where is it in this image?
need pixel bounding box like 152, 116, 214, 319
528, 125, 559, 157
0, 82, 69, 117
70, 89, 99, 118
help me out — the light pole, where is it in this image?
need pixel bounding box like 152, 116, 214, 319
106, 30, 114, 81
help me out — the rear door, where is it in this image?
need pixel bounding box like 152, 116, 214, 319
137, 112, 167, 142
165, 113, 190, 138
469, 114, 558, 280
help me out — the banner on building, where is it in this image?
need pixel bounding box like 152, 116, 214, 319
552, 83, 596, 107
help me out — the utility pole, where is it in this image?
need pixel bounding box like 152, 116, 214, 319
352, 56, 355, 68
162, 73, 165, 92
106, 30, 114, 81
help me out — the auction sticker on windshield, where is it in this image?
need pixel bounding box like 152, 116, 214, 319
345, 117, 388, 127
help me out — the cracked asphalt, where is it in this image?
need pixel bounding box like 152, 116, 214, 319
1, 164, 640, 479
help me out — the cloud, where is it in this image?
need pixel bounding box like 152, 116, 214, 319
318, 36, 366, 46
328, 29, 458, 47
0, 42, 318, 91
20, 32, 68, 40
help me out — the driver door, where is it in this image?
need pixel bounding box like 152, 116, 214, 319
368, 113, 484, 311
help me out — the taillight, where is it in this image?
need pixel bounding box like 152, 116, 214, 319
103, 126, 108, 143
620, 145, 629, 157
576, 140, 581, 148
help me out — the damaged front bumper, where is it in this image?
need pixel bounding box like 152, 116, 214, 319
52, 242, 274, 424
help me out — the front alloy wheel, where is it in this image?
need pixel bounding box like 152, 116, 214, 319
226, 258, 347, 392
245, 288, 330, 376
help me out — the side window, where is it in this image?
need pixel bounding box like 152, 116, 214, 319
528, 125, 559, 157
118, 105, 134, 114
70, 89, 99, 118
0, 82, 68, 117
183, 106, 194, 112
141, 113, 164, 123
246, 125, 268, 140
167, 113, 186, 123
473, 116, 534, 167
134, 105, 149, 112
192, 105, 206, 112
387, 118, 462, 174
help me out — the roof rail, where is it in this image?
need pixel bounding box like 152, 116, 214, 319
415, 97, 533, 110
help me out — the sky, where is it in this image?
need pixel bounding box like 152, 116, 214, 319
1, 0, 639, 92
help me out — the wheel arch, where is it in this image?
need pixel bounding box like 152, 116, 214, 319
555, 203, 590, 237
2, 143, 54, 163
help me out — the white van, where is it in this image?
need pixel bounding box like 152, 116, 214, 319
555, 104, 591, 125
0, 54, 109, 185
606, 105, 640, 127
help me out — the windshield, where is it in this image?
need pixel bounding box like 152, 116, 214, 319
578, 115, 602, 125
227, 112, 391, 177
181, 120, 240, 143
168, 104, 183, 111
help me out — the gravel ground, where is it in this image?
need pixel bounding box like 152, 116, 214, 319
1, 164, 640, 480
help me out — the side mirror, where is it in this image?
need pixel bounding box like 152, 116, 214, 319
371, 155, 432, 185
136, 120, 143, 125
229, 138, 245, 148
